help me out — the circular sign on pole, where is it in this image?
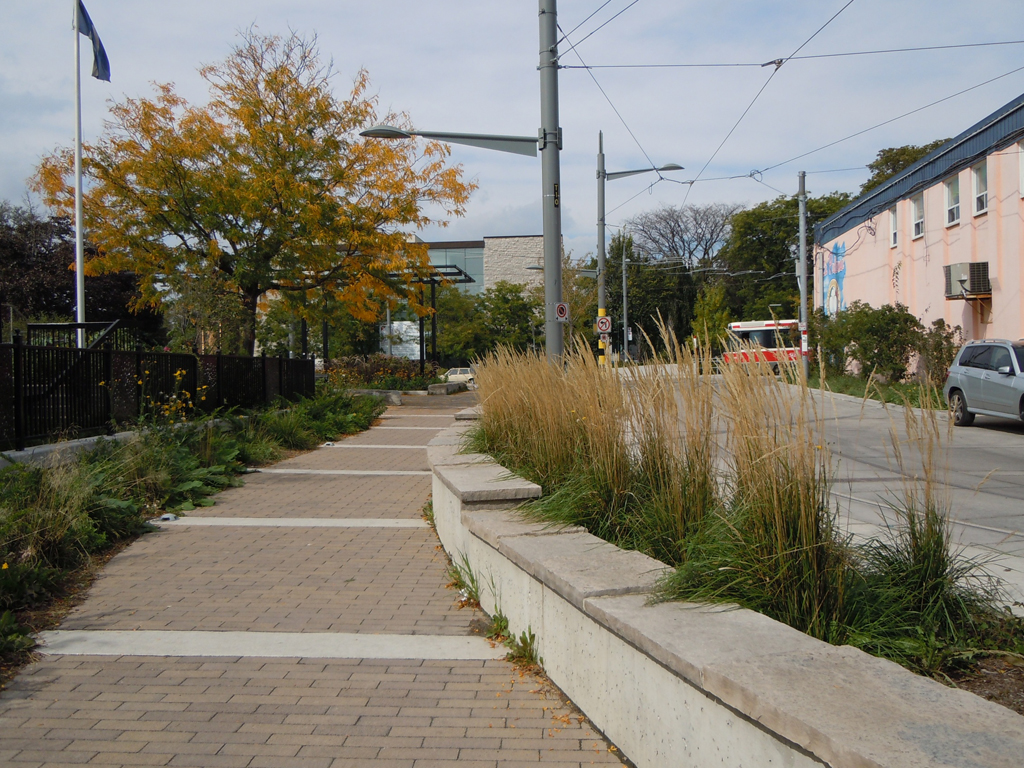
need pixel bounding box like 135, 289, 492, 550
555, 302, 570, 323
596, 316, 612, 333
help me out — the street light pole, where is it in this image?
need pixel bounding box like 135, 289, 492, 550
622, 231, 629, 362
596, 132, 607, 365
798, 170, 809, 379
596, 136, 682, 365
539, 0, 563, 361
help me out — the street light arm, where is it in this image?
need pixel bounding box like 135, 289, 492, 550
360, 125, 538, 157
605, 163, 683, 181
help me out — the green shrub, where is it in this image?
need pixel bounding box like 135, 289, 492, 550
327, 354, 443, 391
918, 318, 963, 386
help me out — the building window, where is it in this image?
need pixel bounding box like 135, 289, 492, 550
889, 206, 897, 248
945, 176, 960, 225
911, 194, 924, 239
973, 161, 988, 215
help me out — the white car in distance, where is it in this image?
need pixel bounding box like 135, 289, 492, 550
444, 367, 475, 385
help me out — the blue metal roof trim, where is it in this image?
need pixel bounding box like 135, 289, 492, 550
815, 91, 1024, 244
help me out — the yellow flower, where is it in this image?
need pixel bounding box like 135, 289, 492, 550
98, 381, 106, 387
2, 562, 8, 570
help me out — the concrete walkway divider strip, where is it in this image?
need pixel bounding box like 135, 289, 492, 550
258, 468, 431, 476
155, 517, 428, 528
38, 630, 506, 660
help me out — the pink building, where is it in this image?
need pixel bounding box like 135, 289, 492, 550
815, 93, 1024, 342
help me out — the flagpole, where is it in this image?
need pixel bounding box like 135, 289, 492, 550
73, 0, 86, 348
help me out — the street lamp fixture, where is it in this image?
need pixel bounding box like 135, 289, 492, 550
360, 125, 539, 157
597, 131, 683, 365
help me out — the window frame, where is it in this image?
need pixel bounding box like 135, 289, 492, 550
889, 206, 898, 248
973, 161, 988, 216
911, 194, 925, 239
945, 176, 960, 226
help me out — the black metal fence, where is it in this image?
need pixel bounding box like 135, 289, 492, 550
0, 332, 316, 451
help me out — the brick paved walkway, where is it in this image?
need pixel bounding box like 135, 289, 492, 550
0, 392, 622, 767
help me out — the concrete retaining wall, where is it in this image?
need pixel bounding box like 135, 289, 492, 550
428, 417, 1024, 768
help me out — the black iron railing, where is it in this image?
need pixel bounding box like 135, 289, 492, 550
0, 332, 316, 451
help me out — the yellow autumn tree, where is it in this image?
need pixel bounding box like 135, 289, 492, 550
33, 30, 475, 353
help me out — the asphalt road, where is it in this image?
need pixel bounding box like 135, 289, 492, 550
818, 390, 1024, 558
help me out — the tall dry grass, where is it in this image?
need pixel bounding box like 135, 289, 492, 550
470, 332, 1023, 669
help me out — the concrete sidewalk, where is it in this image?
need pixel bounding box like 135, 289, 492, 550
0, 393, 622, 767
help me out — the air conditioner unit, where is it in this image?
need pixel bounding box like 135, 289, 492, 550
944, 261, 991, 298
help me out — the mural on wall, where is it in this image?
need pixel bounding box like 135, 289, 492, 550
823, 242, 847, 316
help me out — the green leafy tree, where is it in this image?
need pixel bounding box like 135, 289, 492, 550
860, 139, 950, 195
718, 192, 851, 322
478, 281, 542, 353
690, 282, 731, 352
605, 232, 677, 354
33, 30, 474, 354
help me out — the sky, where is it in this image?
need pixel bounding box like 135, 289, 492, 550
4, 1, 1024, 258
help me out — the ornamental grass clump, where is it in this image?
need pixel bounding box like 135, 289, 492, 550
663, 351, 853, 641
845, 389, 1020, 674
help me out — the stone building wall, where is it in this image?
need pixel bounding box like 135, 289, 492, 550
483, 235, 544, 291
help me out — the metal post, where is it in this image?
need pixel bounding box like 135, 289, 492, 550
103, 342, 114, 434
419, 287, 425, 376
622, 233, 630, 363
798, 171, 809, 379
73, 1, 86, 349
430, 280, 437, 365
13, 330, 25, 451
301, 318, 308, 359
597, 131, 607, 366
539, 0, 563, 361
321, 319, 329, 368
386, 306, 393, 356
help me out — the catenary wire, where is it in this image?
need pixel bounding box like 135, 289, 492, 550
560, 39, 1024, 69
758, 61, 1024, 174
557, 21, 660, 175
557, 0, 642, 63
682, 0, 858, 203
557, 0, 615, 45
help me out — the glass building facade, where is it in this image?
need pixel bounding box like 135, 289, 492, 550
428, 241, 485, 295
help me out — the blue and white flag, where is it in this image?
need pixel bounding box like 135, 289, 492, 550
76, 1, 110, 82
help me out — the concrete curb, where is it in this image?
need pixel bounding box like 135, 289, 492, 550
429, 422, 1024, 768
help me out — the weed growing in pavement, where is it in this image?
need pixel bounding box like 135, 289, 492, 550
445, 552, 481, 609
487, 610, 510, 642
472, 331, 1024, 679
421, 499, 435, 530
505, 626, 541, 667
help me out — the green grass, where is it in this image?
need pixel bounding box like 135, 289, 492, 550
811, 373, 947, 409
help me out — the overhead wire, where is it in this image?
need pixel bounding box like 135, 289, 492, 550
557, 1, 642, 63
758, 61, 1024, 174
560, 39, 1024, 69
682, 0, 859, 203
557, 0, 615, 45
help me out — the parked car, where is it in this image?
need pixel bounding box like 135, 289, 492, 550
444, 367, 475, 385
943, 339, 1024, 426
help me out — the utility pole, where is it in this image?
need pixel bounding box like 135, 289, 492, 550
596, 132, 607, 365
798, 171, 809, 379
622, 232, 630, 363
73, 3, 86, 348
539, 0, 564, 361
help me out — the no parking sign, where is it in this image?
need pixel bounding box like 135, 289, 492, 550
555, 302, 570, 323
